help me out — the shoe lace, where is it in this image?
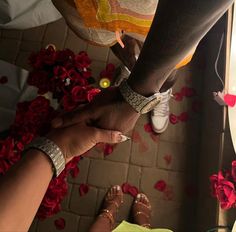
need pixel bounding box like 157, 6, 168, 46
153, 91, 172, 116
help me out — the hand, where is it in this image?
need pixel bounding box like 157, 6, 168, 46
47, 121, 124, 163
52, 87, 140, 133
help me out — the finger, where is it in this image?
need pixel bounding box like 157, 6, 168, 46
52, 104, 92, 128
93, 128, 130, 144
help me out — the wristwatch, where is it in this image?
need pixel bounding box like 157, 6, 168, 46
119, 80, 162, 114
26, 137, 65, 177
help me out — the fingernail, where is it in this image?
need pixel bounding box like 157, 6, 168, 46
52, 118, 62, 128
119, 134, 131, 142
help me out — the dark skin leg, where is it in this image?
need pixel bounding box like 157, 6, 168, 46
110, 36, 178, 93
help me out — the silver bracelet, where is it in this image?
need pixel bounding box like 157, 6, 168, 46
26, 137, 65, 177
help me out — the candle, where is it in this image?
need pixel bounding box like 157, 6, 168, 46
99, 78, 111, 88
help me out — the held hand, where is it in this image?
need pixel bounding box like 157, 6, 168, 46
52, 87, 140, 133
47, 121, 124, 163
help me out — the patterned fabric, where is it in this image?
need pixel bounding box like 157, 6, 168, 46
74, 0, 158, 35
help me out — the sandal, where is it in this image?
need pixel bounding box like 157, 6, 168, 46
98, 185, 124, 230
132, 193, 152, 228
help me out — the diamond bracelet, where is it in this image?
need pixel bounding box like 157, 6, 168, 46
26, 137, 65, 177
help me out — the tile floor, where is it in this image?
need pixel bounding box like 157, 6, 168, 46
0, 18, 203, 232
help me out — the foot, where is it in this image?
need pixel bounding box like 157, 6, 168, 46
132, 193, 152, 228
151, 88, 172, 133
99, 185, 123, 229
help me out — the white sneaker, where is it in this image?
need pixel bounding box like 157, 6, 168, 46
151, 89, 172, 133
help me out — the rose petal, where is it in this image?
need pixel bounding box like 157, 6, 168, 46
154, 180, 167, 192
178, 112, 189, 122
54, 218, 66, 230
128, 186, 139, 197
79, 184, 89, 196
163, 154, 172, 166
169, 113, 179, 124
104, 144, 113, 156
132, 130, 142, 143
174, 92, 183, 101
122, 183, 131, 193
144, 123, 154, 133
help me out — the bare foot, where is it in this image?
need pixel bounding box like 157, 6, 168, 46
132, 193, 152, 228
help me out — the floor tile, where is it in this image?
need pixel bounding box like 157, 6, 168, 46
2, 29, 23, 39
23, 25, 46, 42
70, 185, 98, 216
0, 38, 20, 63
87, 159, 128, 188
78, 216, 94, 232
37, 211, 79, 232
87, 44, 109, 62
127, 165, 142, 188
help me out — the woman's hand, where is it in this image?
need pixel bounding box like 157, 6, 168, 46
47, 120, 124, 163
51, 87, 140, 134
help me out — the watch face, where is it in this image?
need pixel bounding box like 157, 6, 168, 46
141, 97, 161, 114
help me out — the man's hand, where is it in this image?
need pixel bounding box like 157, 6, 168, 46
52, 87, 140, 133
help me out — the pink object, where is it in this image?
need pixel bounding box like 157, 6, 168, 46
169, 113, 179, 124
163, 154, 172, 166
178, 112, 189, 122
104, 144, 114, 156
224, 94, 236, 107
122, 183, 139, 197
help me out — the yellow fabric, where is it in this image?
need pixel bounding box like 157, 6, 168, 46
73, 0, 196, 68
74, 0, 155, 35
112, 221, 173, 232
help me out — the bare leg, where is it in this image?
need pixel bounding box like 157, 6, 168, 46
89, 185, 123, 232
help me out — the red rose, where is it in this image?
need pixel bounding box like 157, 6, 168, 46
106, 63, 115, 72
54, 66, 68, 80
74, 52, 91, 69
178, 112, 189, 122
232, 161, 236, 182
169, 113, 179, 124
0, 76, 8, 84
154, 180, 167, 192
29, 96, 50, 112
0, 160, 11, 175
56, 49, 74, 63
71, 86, 87, 103
210, 171, 236, 209
40, 46, 57, 66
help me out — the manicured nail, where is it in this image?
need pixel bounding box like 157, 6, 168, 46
116, 185, 121, 190
52, 118, 62, 128
120, 134, 131, 142
136, 194, 141, 199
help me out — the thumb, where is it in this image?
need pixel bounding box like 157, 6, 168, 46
52, 105, 92, 128
94, 128, 130, 144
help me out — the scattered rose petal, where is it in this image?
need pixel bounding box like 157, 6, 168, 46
0, 76, 8, 84
122, 183, 139, 197
178, 112, 189, 122
79, 184, 89, 196
192, 100, 201, 113
104, 144, 113, 156
54, 218, 66, 230
128, 186, 139, 197
163, 154, 172, 166
163, 185, 174, 201
144, 123, 154, 133
232, 160, 236, 182
150, 133, 159, 143
174, 92, 183, 101
169, 113, 179, 124
95, 143, 105, 152
139, 141, 148, 153
132, 130, 142, 143
70, 165, 79, 178
154, 180, 167, 192
121, 183, 130, 193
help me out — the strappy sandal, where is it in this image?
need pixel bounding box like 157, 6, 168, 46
98, 185, 124, 230
133, 193, 152, 229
